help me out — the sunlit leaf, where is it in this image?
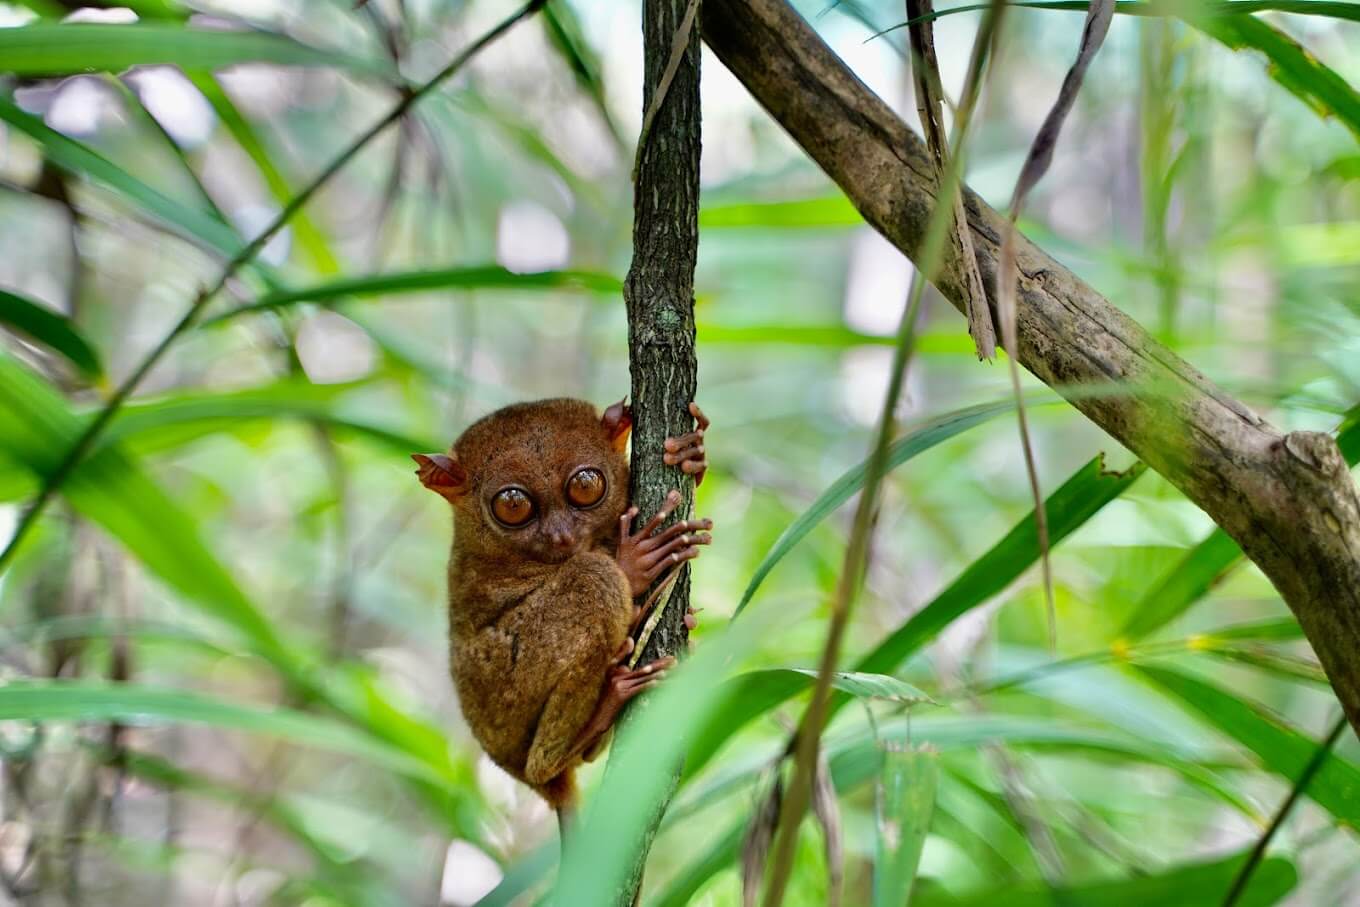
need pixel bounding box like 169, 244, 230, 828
874, 746, 937, 907
911, 850, 1295, 907
207, 266, 623, 324
0, 287, 102, 378
700, 194, 862, 229
0, 24, 385, 76
1137, 664, 1360, 826
0, 96, 244, 257
689, 455, 1144, 776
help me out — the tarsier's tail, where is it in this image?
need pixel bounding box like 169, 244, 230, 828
541, 769, 578, 840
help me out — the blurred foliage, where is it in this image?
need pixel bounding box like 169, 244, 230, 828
0, 0, 1358, 905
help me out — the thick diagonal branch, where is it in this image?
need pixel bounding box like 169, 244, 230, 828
701, 0, 1360, 738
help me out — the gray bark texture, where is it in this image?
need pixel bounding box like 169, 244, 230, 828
606, 0, 702, 903
701, 0, 1360, 737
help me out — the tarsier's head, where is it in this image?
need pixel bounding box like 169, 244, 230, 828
413, 398, 631, 564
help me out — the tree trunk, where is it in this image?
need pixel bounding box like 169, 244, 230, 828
700, 0, 1360, 738
607, 0, 703, 902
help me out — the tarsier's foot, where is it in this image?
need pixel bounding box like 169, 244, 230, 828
663, 402, 710, 485
617, 489, 713, 598
607, 655, 675, 707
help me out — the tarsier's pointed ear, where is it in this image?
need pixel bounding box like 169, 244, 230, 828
601, 398, 632, 453
412, 453, 469, 502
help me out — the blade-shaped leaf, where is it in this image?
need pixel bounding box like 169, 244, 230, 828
736, 397, 1053, 615
207, 266, 623, 324
0, 24, 384, 76
874, 746, 937, 907
910, 850, 1295, 907
1136, 664, 1360, 826
0, 288, 102, 378
0, 96, 244, 257
1123, 411, 1358, 638
0, 680, 445, 786
0, 355, 294, 665
687, 455, 1144, 776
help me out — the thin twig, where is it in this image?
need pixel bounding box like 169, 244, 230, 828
0, 0, 547, 576
631, 0, 702, 182
1221, 713, 1348, 907
759, 11, 1007, 904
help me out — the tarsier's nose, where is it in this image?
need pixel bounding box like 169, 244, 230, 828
550, 530, 575, 549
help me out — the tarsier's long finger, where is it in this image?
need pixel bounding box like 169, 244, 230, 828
644, 545, 700, 581
637, 518, 712, 553
684, 607, 701, 631
664, 431, 704, 454
640, 531, 712, 569
663, 442, 704, 468
632, 490, 682, 539
688, 402, 710, 431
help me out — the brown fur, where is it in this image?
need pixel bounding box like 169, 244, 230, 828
438, 399, 633, 808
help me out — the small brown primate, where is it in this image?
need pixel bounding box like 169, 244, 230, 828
413, 398, 711, 824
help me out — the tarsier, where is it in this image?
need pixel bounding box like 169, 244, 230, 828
413, 397, 711, 825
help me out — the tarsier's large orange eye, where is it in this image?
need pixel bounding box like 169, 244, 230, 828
491, 487, 535, 527
566, 468, 607, 509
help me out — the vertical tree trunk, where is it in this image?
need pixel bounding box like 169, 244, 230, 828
626, 0, 701, 671
608, 0, 702, 902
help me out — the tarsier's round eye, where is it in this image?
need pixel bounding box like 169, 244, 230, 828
491, 487, 535, 527
566, 468, 607, 509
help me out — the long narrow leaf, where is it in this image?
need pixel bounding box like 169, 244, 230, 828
0, 23, 384, 76
1136, 664, 1360, 826
736, 397, 1053, 615
874, 747, 938, 907
0, 96, 244, 257
207, 266, 623, 324
687, 455, 1144, 775
0, 288, 102, 378
910, 850, 1295, 907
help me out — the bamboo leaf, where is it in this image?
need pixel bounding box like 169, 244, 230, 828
0, 95, 244, 257
736, 398, 1050, 615
1136, 664, 1360, 826
687, 455, 1144, 776
0, 680, 445, 786
0, 355, 296, 665
910, 850, 1295, 906
874, 746, 937, 907
748, 670, 936, 705
0, 23, 384, 77
207, 266, 623, 324
0, 288, 102, 378
1123, 412, 1359, 639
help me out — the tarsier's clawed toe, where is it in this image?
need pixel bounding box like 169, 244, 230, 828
609, 655, 676, 701
663, 402, 711, 485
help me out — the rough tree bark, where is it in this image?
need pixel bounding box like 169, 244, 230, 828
606, 0, 702, 902
701, 0, 1360, 737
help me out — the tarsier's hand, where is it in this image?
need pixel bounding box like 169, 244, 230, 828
616, 489, 713, 598
663, 402, 710, 486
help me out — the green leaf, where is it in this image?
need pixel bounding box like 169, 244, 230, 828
1136, 664, 1360, 826
188, 73, 342, 276
1186, 10, 1360, 138
207, 266, 623, 324
1121, 529, 1243, 638
911, 850, 1295, 907
687, 455, 1144, 776
696, 323, 977, 354
1123, 411, 1359, 639
699, 193, 862, 229
0, 95, 244, 257
805, 670, 935, 705
0, 24, 383, 77
0, 680, 446, 787
0, 355, 296, 666
0, 288, 102, 378
874, 746, 937, 907
737, 397, 1050, 615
